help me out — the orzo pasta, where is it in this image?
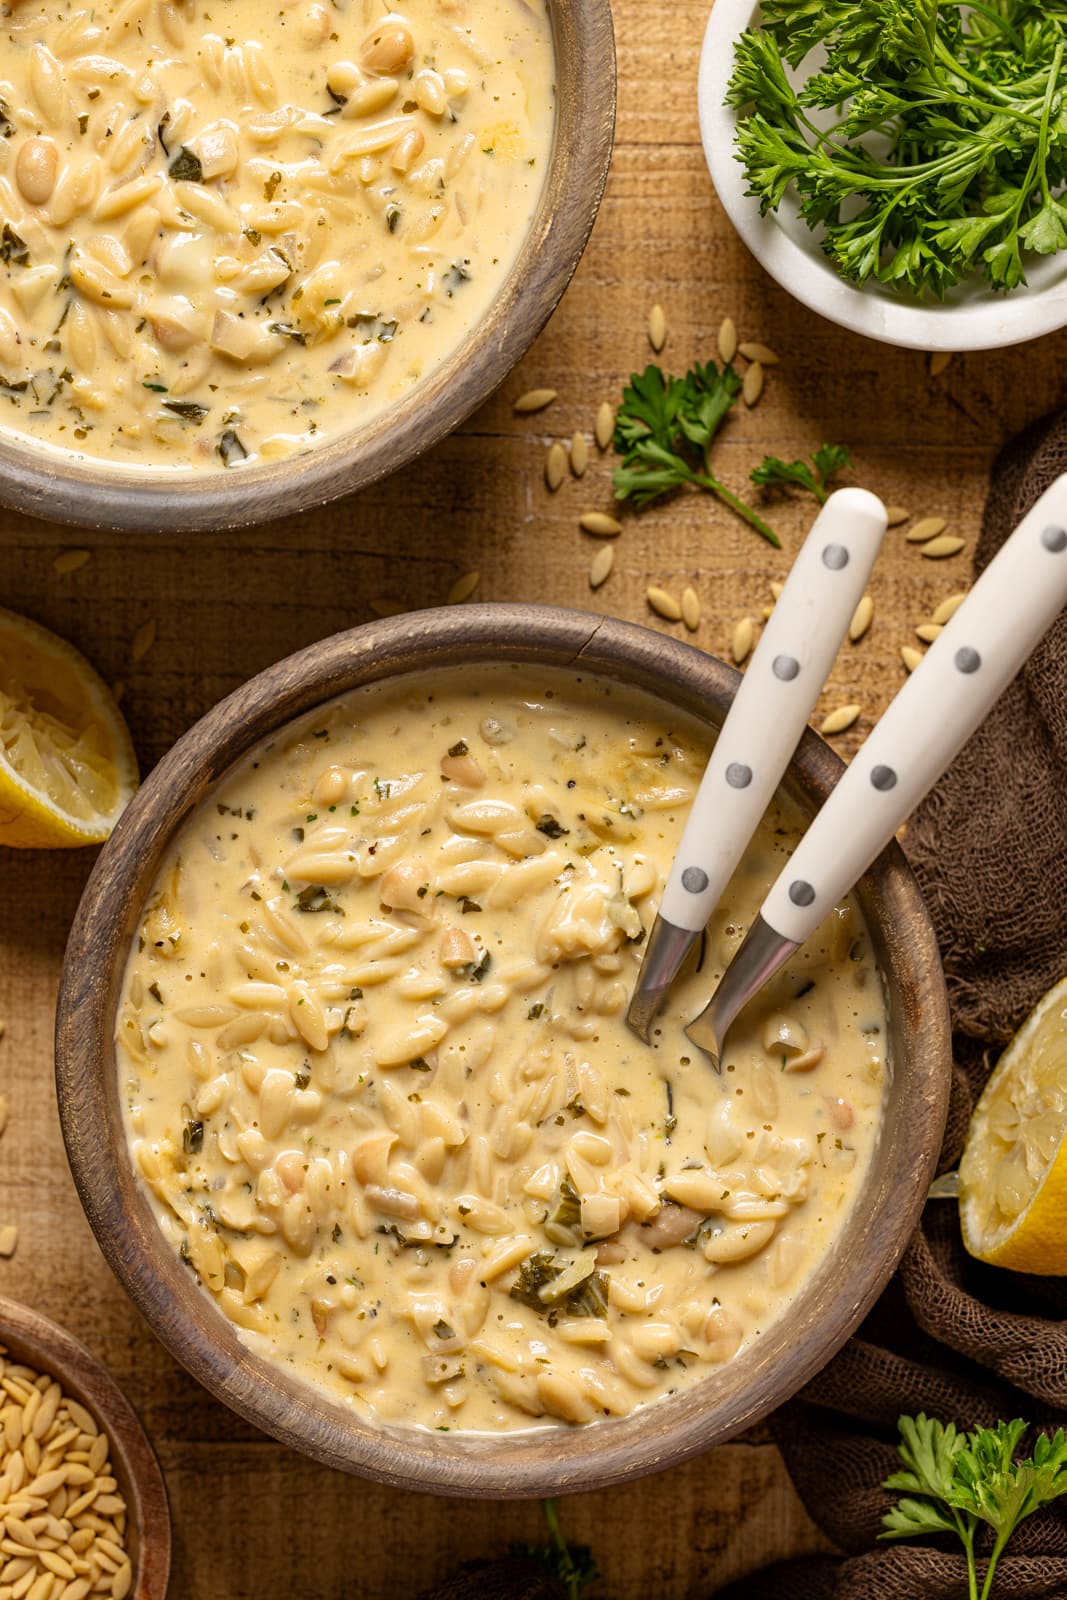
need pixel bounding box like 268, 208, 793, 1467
118, 668, 886, 1431
0, 0, 553, 468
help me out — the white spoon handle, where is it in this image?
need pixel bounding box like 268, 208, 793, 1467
658, 487, 886, 934
762, 476, 1067, 946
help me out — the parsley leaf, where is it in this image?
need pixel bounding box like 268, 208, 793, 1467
881, 1413, 1067, 1599
729, 2, 1067, 298
751, 443, 852, 504
510, 1499, 598, 1600
613, 363, 781, 547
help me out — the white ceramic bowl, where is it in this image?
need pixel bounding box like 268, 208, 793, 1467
698, 0, 1067, 352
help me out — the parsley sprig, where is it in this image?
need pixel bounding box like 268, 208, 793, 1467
612, 363, 781, 547
881, 1413, 1067, 1599
751, 443, 852, 503
510, 1498, 598, 1600
729, 1, 1067, 297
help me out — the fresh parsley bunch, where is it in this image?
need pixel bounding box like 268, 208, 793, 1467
728, 0, 1067, 296
882, 1413, 1067, 1599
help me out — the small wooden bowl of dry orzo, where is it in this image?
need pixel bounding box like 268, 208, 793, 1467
55, 604, 951, 1497
0, 0, 614, 532
0, 1295, 170, 1599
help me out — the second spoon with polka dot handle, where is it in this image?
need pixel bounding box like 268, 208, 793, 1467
685, 475, 1067, 1071
626, 486, 888, 1043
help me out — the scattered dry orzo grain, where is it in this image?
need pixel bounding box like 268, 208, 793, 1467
920, 535, 966, 559
760, 604, 774, 621
681, 586, 700, 631
717, 316, 737, 365
368, 599, 405, 618
820, 704, 861, 736
0, 1225, 15, 1257
594, 401, 614, 451
738, 340, 779, 365
513, 388, 556, 414
905, 515, 946, 544
770, 580, 784, 601
929, 351, 953, 377
570, 433, 589, 478
731, 616, 755, 663
884, 505, 910, 527
647, 585, 681, 622
901, 645, 923, 672
588, 546, 614, 589
932, 592, 967, 624
579, 511, 622, 537
848, 594, 873, 643
648, 303, 667, 352
446, 570, 480, 604
742, 363, 764, 407
915, 622, 943, 643
545, 441, 568, 492
51, 550, 90, 576
130, 621, 156, 663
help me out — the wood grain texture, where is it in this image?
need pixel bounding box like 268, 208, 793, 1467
0, 0, 1057, 1590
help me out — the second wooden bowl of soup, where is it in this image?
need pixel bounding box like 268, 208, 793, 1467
56, 604, 950, 1496
0, 1, 614, 532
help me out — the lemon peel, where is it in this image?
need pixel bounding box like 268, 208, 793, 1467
0, 606, 137, 848
960, 976, 1067, 1273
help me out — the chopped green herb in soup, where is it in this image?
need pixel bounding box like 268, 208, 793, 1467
0, 0, 553, 468
118, 668, 886, 1431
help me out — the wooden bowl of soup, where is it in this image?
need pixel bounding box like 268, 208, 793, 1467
0, 1295, 170, 1597
0, 1, 614, 533
55, 604, 950, 1495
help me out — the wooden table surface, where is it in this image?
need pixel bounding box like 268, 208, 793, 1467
2, 0, 1065, 1594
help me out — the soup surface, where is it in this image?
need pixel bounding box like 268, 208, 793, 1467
0, 0, 553, 469
118, 668, 886, 1431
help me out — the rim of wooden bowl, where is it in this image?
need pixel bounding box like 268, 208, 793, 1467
55, 604, 951, 1498
0, 2, 615, 534
0, 1294, 171, 1596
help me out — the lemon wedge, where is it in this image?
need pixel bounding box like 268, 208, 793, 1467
959, 976, 1067, 1273
0, 606, 137, 848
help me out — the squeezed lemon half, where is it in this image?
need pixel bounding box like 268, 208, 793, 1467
959, 976, 1067, 1273
0, 606, 137, 848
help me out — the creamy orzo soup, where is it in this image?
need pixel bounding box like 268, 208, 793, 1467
118, 669, 886, 1431
0, 0, 553, 467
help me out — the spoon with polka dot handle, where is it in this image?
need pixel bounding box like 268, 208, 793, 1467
685, 481, 1067, 1071
627, 486, 888, 1043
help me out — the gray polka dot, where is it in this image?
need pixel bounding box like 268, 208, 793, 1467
871, 764, 897, 792
725, 762, 752, 789
955, 646, 981, 674
1042, 524, 1067, 553
681, 866, 709, 894
822, 543, 849, 570
773, 654, 800, 681
789, 879, 815, 907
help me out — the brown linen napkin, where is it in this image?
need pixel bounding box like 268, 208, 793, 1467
419, 412, 1067, 1599
718, 407, 1067, 1599
416, 1560, 565, 1600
